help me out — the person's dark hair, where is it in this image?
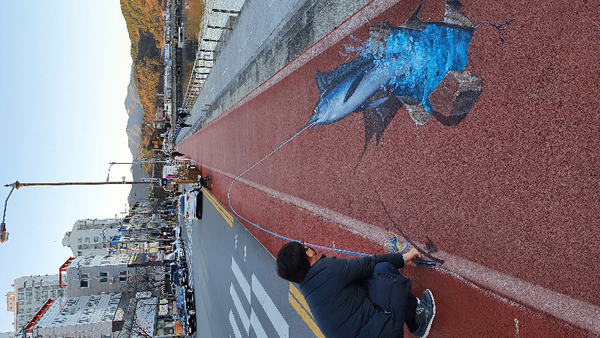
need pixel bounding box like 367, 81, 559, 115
276, 242, 311, 283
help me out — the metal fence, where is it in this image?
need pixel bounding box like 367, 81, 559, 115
181, 0, 246, 116
170, 0, 245, 145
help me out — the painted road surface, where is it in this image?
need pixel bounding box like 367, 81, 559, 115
184, 188, 325, 338
179, 0, 600, 336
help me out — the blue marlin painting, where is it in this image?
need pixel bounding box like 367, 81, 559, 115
309, 0, 485, 130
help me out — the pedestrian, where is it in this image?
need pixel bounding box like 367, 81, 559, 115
178, 112, 190, 118
179, 123, 192, 128
276, 242, 436, 338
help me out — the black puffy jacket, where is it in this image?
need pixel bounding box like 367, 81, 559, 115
299, 254, 412, 338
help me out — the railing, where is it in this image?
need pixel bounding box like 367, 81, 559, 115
171, 0, 246, 144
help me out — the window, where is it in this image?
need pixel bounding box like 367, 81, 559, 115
119, 271, 127, 282
94, 236, 99, 242
42, 291, 48, 298
80, 280, 89, 288
99, 272, 108, 283
85, 237, 90, 243
78, 237, 82, 244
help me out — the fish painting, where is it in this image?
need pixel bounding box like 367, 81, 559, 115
310, 0, 485, 130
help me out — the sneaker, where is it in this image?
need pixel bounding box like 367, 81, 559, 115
412, 289, 436, 338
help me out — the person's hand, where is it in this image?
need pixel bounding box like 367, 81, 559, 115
403, 248, 422, 267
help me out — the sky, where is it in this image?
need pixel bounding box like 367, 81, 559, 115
0, 1, 135, 332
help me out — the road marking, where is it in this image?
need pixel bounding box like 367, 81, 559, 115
289, 284, 313, 317
230, 256, 290, 338
210, 165, 600, 334
252, 274, 289, 338
288, 292, 324, 338
203, 188, 234, 227
231, 257, 251, 302
230, 283, 250, 334
229, 309, 243, 338
251, 308, 268, 338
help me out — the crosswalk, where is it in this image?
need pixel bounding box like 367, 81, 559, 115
229, 256, 289, 338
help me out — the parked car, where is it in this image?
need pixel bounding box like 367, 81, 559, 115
178, 188, 202, 219
172, 240, 185, 261
170, 261, 188, 288
176, 286, 196, 335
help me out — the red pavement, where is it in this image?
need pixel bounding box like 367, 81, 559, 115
179, 0, 600, 336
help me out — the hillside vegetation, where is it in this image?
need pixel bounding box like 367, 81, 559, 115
120, 0, 164, 159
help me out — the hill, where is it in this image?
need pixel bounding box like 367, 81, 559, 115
120, 0, 164, 159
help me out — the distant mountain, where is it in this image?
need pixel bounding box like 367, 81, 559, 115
120, 0, 164, 159
124, 66, 152, 204
125, 66, 144, 158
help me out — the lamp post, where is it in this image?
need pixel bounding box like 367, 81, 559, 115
1, 185, 15, 243
1, 180, 155, 244
106, 160, 171, 181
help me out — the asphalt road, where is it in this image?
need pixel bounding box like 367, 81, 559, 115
177, 0, 600, 336
181, 188, 325, 338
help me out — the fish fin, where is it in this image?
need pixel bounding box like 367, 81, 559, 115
344, 70, 367, 103
375, 106, 391, 121
355, 99, 401, 173
316, 58, 372, 94
402, 0, 426, 30
315, 70, 328, 94
356, 97, 389, 112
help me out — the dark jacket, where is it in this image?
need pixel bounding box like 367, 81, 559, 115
299, 254, 411, 338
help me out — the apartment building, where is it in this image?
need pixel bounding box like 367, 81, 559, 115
9, 275, 65, 331
24, 294, 122, 338
62, 218, 123, 257
59, 255, 135, 298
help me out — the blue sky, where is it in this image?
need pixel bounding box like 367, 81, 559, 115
0, 1, 135, 332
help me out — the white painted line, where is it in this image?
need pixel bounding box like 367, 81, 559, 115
231, 257, 251, 302
252, 274, 289, 338
229, 309, 242, 338
251, 308, 268, 338
230, 283, 250, 334
210, 165, 600, 334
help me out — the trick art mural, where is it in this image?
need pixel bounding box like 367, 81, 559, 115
307, 0, 514, 168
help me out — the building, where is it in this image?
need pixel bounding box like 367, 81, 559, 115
62, 218, 124, 257
6, 291, 15, 314
24, 294, 122, 338
60, 255, 135, 298
10, 275, 65, 331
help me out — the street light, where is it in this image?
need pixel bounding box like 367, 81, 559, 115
1, 185, 15, 243
1, 180, 155, 244
106, 160, 171, 181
